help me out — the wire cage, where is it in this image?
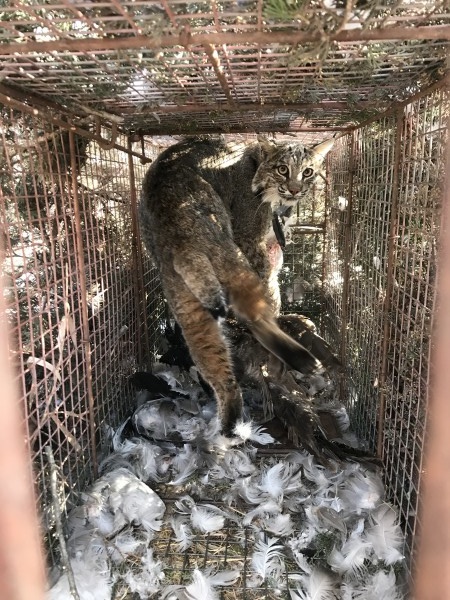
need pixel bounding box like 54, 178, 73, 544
0, 1, 449, 598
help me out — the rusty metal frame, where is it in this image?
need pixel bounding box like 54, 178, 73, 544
1, 3, 447, 136
1, 25, 450, 56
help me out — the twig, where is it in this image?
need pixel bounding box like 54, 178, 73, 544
45, 446, 81, 600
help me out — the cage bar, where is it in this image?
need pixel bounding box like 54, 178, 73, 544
0, 1, 449, 596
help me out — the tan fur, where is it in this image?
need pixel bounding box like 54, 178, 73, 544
139, 136, 333, 434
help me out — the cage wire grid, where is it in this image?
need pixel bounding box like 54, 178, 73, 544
322, 89, 449, 569
0, 1, 450, 135
1, 92, 448, 589
0, 111, 165, 564
0, 0, 449, 594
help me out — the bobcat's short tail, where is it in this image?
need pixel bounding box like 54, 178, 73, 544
248, 316, 322, 375
228, 272, 322, 375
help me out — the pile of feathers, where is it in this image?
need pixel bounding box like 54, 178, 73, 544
48, 363, 406, 600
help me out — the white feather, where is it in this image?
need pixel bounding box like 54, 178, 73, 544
263, 513, 294, 537
328, 519, 371, 576
161, 569, 239, 600
170, 515, 194, 551
176, 416, 208, 442
185, 569, 219, 600
351, 569, 403, 600
222, 448, 257, 478
108, 530, 149, 564
233, 420, 275, 445
133, 399, 179, 438
207, 570, 240, 586
243, 498, 281, 526
251, 535, 284, 580
100, 438, 162, 482
48, 555, 112, 600
288, 551, 311, 576
301, 455, 332, 491
259, 462, 293, 500
290, 568, 337, 600
364, 504, 404, 564
106, 470, 166, 534
306, 506, 346, 536
123, 548, 164, 598
174, 494, 195, 514
169, 444, 200, 485
155, 368, 184, 392
328, 538, 371, 577
338, 469, 384, 514
191, 506, 225, 533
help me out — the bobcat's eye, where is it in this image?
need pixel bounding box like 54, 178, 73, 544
277, 165, 289, 176
303, 167, 314, 178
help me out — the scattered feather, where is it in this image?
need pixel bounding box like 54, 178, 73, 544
170, 515, 194, 551
328, 520, 371, 577
365, 504, 404, 564
191, 506, 225, 533
243, 498, 281, 526
51, 361, 405, 599
338, 469, 384, 514
233, 420, 276, 445
251, 535, 284, 580
350, 569, 403, 600
185, 569, 218, 600
122, 548, 165, 599
263, 513, 294, 537
169, 444, 200, 485
290, 567, 337, 600
259, 462, 293, 500
48, 556, 112, 600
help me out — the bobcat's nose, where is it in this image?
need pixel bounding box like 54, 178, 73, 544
288, 184, 301, 196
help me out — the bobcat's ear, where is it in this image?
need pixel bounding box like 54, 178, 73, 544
257, 134, 276, 158
310, 138, 334, 163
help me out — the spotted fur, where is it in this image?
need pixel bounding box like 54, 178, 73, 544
139, 136, 333, 434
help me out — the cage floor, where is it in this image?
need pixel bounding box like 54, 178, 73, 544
48, 366, 406, 600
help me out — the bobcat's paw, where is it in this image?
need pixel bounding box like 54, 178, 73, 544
207, 292, 228, 320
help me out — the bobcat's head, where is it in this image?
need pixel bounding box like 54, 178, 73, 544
252, 136, 334, 209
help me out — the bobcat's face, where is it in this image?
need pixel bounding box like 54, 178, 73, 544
252, 138, 334, 209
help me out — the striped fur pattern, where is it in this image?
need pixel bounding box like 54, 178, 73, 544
139, 136, 333, 434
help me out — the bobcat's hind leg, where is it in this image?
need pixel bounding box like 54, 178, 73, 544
168, 284, 242, 435
173, 253, 227, 319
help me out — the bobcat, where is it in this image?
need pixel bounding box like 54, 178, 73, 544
139, 135, 333, 434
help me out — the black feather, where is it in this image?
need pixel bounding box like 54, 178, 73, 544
129, 371, 188, 399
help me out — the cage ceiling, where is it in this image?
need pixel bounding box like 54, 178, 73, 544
0, 0, 449, 136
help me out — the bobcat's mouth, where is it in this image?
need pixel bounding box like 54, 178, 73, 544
278, 186, 301, 202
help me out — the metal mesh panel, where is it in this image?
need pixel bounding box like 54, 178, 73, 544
340, 119, 397, 451
0, 108, 164, 564
321, 89, 449, 567
280, 169, 327, 325
0, 2, 448, 134
322, 135, 350, 351
383, 90, 448, 565
143, 478, 299, 600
